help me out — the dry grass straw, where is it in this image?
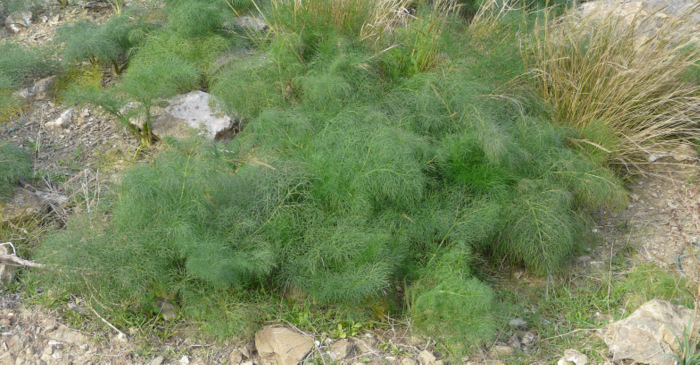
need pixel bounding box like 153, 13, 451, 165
528, 3, 700, 168
469, 0, 523, 40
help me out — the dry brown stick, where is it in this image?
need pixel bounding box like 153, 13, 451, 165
0, 254, 45, 268
0, 242, 45, 268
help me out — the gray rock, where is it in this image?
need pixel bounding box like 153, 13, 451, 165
489, 345, 515, 358
233, 16, 268, 31
557, 349, 588, 365
521, 331, 536, 345
228, 350, 243, 365
17, 76, 56, 100
417, 350, 436, 365
179, 356, 189, 365
600, 299, 694, 365
46, 108, 74, 131
255, 326, 314, 365
1, 189, 45, 223
150, 356, 164, 365
508, 318, 528, 328
328, 339, 352, 361
401, 358, 418, 365
49, 325, 85, 346
5, 11, 32, 33
671, 144, 699, 161
0, 352, 14, 365
149, 91, 237, 141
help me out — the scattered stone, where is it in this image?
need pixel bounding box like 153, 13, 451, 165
157, 301, 178, 321
417, 350, 436, 365
1, 189, 44, 223
557, 349, 588, 365
49, 325, 85, 346
46, 108, 74, 131
17, 76, 57, 100
0, 352, 14, 365
600, 299, 694, 365
401, 358, 418, 365
146, 91, 238, 141
521, 331, 536, 345
489, 345, 515, 358
179, 355, 190, 365
5, 11, 32, 33
508, 334, 521, 350
328, 339, 352, 361
150, 356, 165, 365
233, 16, 269, 31
255, 326, 314, 365
354, 337, 378, 354
509, 318, 528, 328
229, 350, 243, 365
671, 144, 699, 161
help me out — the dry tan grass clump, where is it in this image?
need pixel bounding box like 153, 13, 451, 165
528, 4, 700, 168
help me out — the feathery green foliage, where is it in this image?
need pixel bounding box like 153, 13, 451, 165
0, 42, 52, 88
33, 0, 632, 355
57, 11, 156, 75
409, 246, 496, 354
167, 0, 227, 37
0, 143, 32, 199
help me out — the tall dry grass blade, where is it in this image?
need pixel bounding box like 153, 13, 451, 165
527, 3, 700, 167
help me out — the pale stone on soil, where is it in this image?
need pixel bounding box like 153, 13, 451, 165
49, 325, 85, 346
17, 76, 56, 100
417, 350, 436, 365
671, 144, 699, 161
151, 91, 237, 140
508, 318, 528, 328
401, 358, 418, 365
557, 349, 588, 365
329, 339, 351, 361
5, 11, 32, 33
46, 108, 74, 131
229, 349, 243, 365
600, 299, 694, 365
255, 326, 314, 365
489, 345, 515, 358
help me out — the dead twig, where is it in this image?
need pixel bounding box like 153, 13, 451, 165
0, 242, 44, 268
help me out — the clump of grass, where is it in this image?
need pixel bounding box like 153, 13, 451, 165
527, 5, 700, 167
0, 143, 32, 199
379, 2, 456, 80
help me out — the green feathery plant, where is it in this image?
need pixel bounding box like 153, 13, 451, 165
32, 0, 631, 356
56, 11, 156, 75
0, 143, 32, 199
